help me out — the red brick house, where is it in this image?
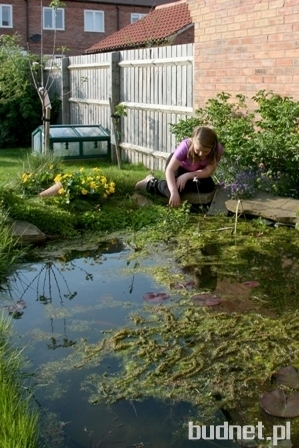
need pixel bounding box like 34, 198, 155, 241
0, 0, 179, 56
85, 0, 193, 53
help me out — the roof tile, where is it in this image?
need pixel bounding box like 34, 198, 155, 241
85, 0, 192, 53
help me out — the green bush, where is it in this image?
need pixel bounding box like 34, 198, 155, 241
171, 91, 299, 198
0, 35, 41, 148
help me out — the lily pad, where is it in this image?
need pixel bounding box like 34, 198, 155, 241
242, 280, 260, 288
260, 389, 299, 417
275, 366, 299, 389
191, 293, 224, 307
143, 292, 169, 303
172, 280, 195, 290
4, 299, 27, 313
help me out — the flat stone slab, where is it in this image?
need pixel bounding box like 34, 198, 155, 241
207, 186, 230, 215
9, 221, 47, 244
225, 192, 299, 224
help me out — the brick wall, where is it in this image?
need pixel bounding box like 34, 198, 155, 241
1, 0, 151, 55
172, 25, 194, 45
187, 0, 299, 109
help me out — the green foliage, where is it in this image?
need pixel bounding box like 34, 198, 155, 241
0, 189, 77, 237
0, 315, 38, 447
0, 210, 26, 281
252, 90, 299, 177
49, 0, 65, 8
0, 35, 41, 148
13, 152, 63, 195
114, 103, 127, 118
52, 168, 115, 204
171, 91, 299, 198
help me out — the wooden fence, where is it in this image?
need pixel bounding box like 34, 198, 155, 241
45, 43, 194, 171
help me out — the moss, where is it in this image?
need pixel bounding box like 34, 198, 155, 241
70, 216, 299, 440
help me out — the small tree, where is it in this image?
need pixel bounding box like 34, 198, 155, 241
29, 0, 66, 153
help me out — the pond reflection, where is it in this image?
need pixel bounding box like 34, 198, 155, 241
0, 238, 236, 448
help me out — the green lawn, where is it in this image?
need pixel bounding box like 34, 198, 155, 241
0, 148, 31, 183
0, 148, 162, 196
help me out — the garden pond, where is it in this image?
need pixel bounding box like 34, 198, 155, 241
1, 215, 299, 448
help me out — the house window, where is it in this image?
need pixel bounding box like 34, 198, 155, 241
43, 7, 64, 30
0, 4, 12, 28
131, 13, 147, 23
84, 10, 104, 32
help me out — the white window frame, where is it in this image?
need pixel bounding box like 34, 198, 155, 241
131, 13, 147, 24
84, 10, 104, 33
43, 7, 65, 31
0, 4, 13, 28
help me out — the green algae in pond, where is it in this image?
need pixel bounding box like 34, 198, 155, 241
79, 304, 299, 439
133, 216, 299, 313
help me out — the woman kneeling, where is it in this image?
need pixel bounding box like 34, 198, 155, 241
134, 126, 224, 207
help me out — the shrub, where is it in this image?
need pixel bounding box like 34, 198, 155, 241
53, 168, 115, 204
171, 91, 299, 198
0, 35, 41, 148
15, 152, 63, 196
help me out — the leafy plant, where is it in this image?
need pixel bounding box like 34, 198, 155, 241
0, 35, 41, 148
16, 152, 63, 195
171, 91, 299, 199
53, 167, 115, 204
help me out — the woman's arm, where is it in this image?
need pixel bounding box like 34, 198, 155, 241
165, 155, 182, 207
175, 161, 218, 191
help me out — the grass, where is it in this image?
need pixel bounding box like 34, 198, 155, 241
0, 314, 38, 448
0, 148, 31, 183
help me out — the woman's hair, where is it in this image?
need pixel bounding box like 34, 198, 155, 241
188, 126, 219, 164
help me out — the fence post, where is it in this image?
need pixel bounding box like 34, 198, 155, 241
109, 51, 120, 162
61, 56, 70, 124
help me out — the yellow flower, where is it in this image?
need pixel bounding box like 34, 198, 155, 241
103, 193, 108, 199
58, 187, 65, 195
81, 189, 88, 195
54, 174, 62, 183
80, 167, 84, 172
90, 182, 97, 189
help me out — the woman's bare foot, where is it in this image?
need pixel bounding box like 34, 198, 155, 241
134, 174, 154, 190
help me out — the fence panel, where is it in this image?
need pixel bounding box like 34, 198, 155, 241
118, 43, 193, 170
67, 52, 113, 131
44, 43, 193, 170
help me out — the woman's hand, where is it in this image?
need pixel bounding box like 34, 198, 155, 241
176, 173, 190, 192
169, 191, 181, 207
